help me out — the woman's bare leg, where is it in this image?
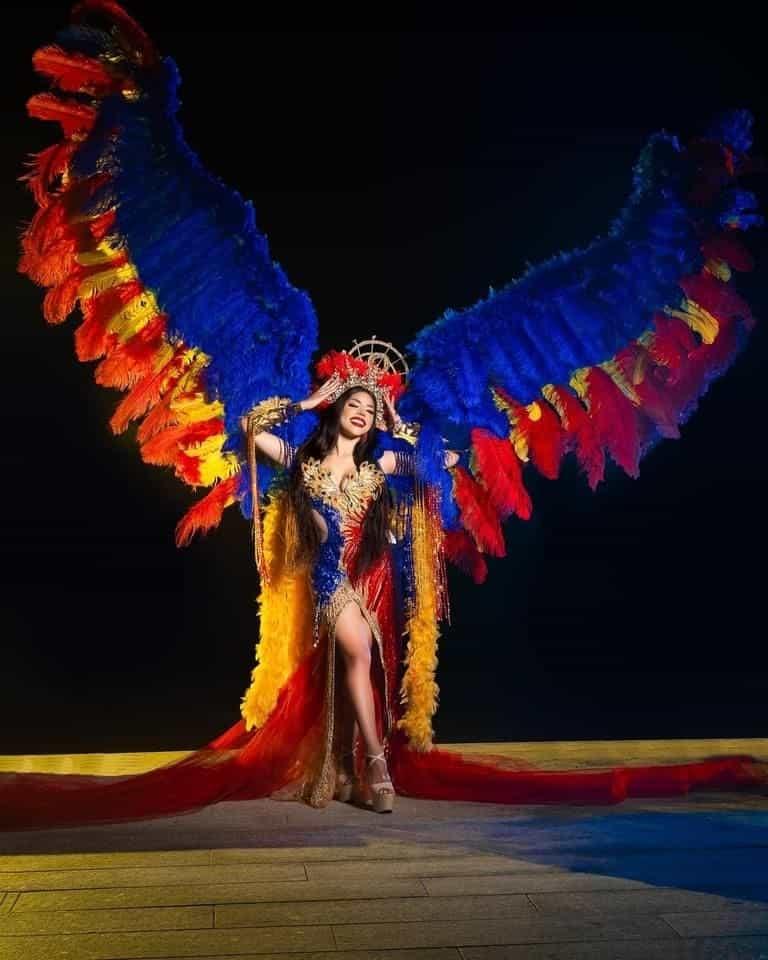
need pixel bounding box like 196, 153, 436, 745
333, 601, 390, 788
336, 659, 358, 778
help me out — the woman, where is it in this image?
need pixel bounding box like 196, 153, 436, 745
239, 371, 459, 813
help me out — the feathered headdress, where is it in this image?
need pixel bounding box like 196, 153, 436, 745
313, 337, 409, 428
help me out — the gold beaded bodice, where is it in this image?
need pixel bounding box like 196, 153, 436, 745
300, 456, 385, 520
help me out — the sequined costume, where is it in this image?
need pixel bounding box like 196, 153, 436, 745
274, 446, 399, 807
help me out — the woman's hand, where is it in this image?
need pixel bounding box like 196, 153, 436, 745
443, 449, 460, 468
381, 391, 399, 432
301, 371, 342, 411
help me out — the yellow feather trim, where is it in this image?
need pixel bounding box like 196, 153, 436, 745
666, 299, 720, 345
396, 485, 441, 752
166, 353, 237, 485
240, 490, 314, 731
568, 367, 591, 401
541, 383, 563, 417
144, 356, 215, 429
705, 258, 732, 282
149, 341, 176, 373
512, 430, 529, 463
136, 347, 201, 410
598, 359, 641, 403
77, 263, 138, 299
105, 291, 161, 342
197, 451, 242, 487
173, 352, 211, 392
183, 432, 225, 459
169, 394, 225, 423
76, 239, 124, 267
490, 389, 542, 462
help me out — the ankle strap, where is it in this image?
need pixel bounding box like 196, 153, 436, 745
366, 751, 386, 763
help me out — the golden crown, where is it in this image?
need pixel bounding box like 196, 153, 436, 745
314, 336, 410, 428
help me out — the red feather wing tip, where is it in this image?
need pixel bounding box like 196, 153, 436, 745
584, 369, 641, 478
470, 429, 532, 521
175, 475, 240, 547
528, 403, 564, 479
547, 385, 606, 489
42, 275, 81, 324
71, 0, 159, 68
109, 345, 189, 433
490, 389, 563, 480
20, 141, 78, 206
452, 465, 506, 556
32, 46, 123, 95
443, 530, 488, 584
139, 419, 224, 467
26, 93, 97, 135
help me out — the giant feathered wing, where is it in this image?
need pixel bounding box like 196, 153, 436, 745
398, 112, 763, 583
18, 0, 318, 544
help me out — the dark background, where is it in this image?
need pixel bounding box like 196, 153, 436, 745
1, 9, 766, 752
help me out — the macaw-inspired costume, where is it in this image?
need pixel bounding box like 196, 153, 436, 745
2, 0, 766, 830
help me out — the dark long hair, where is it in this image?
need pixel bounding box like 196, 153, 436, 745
285, 387, 391, 575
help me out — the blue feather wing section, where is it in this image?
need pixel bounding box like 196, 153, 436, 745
398, 112, 762, 568
22, 3, 320, 539
71, 55, 318, 449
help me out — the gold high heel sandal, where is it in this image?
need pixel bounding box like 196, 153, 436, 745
364, 751, 395, 814
334, 750, 356, 803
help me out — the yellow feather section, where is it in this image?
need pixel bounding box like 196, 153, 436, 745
106, 291, 161, 342
197, 451, 241, 487
169, 393, 225, 423
142, 347, 201, 404
396, 487, 441, 752
568, 367, 590, 401
173, 352, 210, 392
167, 350, 239, 487
148, 354, 212, 423
598, 359, 641, 403
70, 207, 115, 224
513, 402, 543, 461
512, 430, 529, 463
149, 341, 176, 373
77, 263, 138, 299
626, 345, 650, 386
76, 239, 124, 267
666, 299, 720, 344
170, 347, 200, 378
705, 258, 732, 282
541, 383, 562, 415
183, 432, 225, 459
240, 490, 314, 731
490, 389, 541, 462
137, 345, 237, 487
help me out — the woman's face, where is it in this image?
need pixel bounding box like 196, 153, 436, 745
338, 389, 377, 441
